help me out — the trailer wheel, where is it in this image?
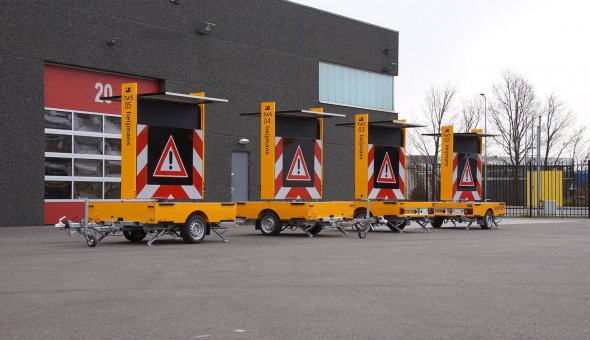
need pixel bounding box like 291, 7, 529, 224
123, 230, 147, 242
357, 225, 367, 239
259, 212, 282, 236
86, 235, 97, 247
387, 222, 406, 232
355, 212, 376, 232
480, 209, 494, 230
308, 224, 323, 235
431, 217, 444, 228
182, 215, 207, 244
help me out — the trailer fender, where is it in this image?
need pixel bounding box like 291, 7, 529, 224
258, 209, 279, 221
185, 211, 211, 235
354, 208, 371, 219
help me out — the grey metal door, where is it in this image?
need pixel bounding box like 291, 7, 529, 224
231, 152, 249, 201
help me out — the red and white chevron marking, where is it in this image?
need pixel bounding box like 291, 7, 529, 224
452, 153, 482, 201
367, 145, 405, 200
274, 137, 322, 200
136, 124, 203, 199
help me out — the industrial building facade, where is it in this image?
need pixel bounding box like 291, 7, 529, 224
0, 0, 399, 226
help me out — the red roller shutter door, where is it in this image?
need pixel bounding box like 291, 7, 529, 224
43, 64, 160, 224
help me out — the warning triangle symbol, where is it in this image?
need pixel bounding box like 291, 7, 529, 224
153, 135, 188, 178
459, 160, 475, 186
286, 145, 311, 181
376, 152, 396, 184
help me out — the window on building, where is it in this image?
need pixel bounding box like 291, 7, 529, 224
44, 109, 121, 199
319, 62, 394, 112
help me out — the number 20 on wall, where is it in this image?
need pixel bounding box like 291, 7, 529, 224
95, 82, 113, 104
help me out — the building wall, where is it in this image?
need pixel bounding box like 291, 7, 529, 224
0, 0, 399, 226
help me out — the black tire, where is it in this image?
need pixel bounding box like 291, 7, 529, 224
259, 212, 282, 236
182, 215, 207, 244
357, 227, 367, 239
123, 230, 147, 242
307, 224, 323, 235
86, 234, 97, 247
355, 212, 376, 232
480, 209, 494, 230
387, 222, 406, 232
431, 217, 444, 229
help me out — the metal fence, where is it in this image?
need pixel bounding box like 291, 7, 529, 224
406, 163, 440, 202
406, 160, 589, 218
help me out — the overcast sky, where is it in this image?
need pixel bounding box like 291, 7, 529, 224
290, 0, 589, 127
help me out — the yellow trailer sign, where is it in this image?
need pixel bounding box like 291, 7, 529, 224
121, 83, 137, 199
260, 102, 276, 200
355, 114, 369, 199
440, 125, 454, 201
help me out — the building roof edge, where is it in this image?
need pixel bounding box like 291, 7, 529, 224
279, 0, 399, 34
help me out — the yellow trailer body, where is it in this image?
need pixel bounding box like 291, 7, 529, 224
431, 201, 506, 218
353, 201, 434, 219
88, 201, 237, 224
235, 201, 355, 221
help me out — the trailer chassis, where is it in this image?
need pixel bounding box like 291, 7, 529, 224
54, 217, 231, 247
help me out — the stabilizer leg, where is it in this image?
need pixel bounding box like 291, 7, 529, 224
416, 219, 430, 232
147, 229, 166, 247
301, 225, 314, 238
211, 224, 230, 242
493, 217, 502, 230
390, 222, 404, 233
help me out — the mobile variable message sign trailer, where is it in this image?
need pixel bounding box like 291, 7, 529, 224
236, 103, 357, 237
55, 83, 235, 246
337, 115, 432, 233
426, 126, 506, 229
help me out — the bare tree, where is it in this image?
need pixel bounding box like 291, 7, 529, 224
489, 70, 538, 168
566, 125, 589, 162
489, 71, 538, 205
583, 145, 590, 162
459, 95, 484, 132
540, 93, 575, 165
408, 83, 457, 200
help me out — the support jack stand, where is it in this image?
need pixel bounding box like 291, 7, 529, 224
147, 229, 166, 247
210, 223, 230, 242
493, 217, 502, 230
414, 218, 431, 232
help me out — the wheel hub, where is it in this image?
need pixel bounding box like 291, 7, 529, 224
190, 220, 205, 239
261, 217, 275, 233
486, 214, 493, 227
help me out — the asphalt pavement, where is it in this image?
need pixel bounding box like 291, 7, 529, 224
1, 219, 589, 339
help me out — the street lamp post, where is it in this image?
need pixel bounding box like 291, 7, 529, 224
479, 93, 487, 201
537, 115, 541, 216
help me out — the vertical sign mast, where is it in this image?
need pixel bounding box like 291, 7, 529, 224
355, 114, 368, 199
121, 83, 137, 199
260, 102, 275, 200
440, 125, 454, 201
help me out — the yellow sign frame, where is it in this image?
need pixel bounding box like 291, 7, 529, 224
440, 125, 454, 201
260, 102, 276, 200
354, 114, 369, 199
121, 83, 137, 199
